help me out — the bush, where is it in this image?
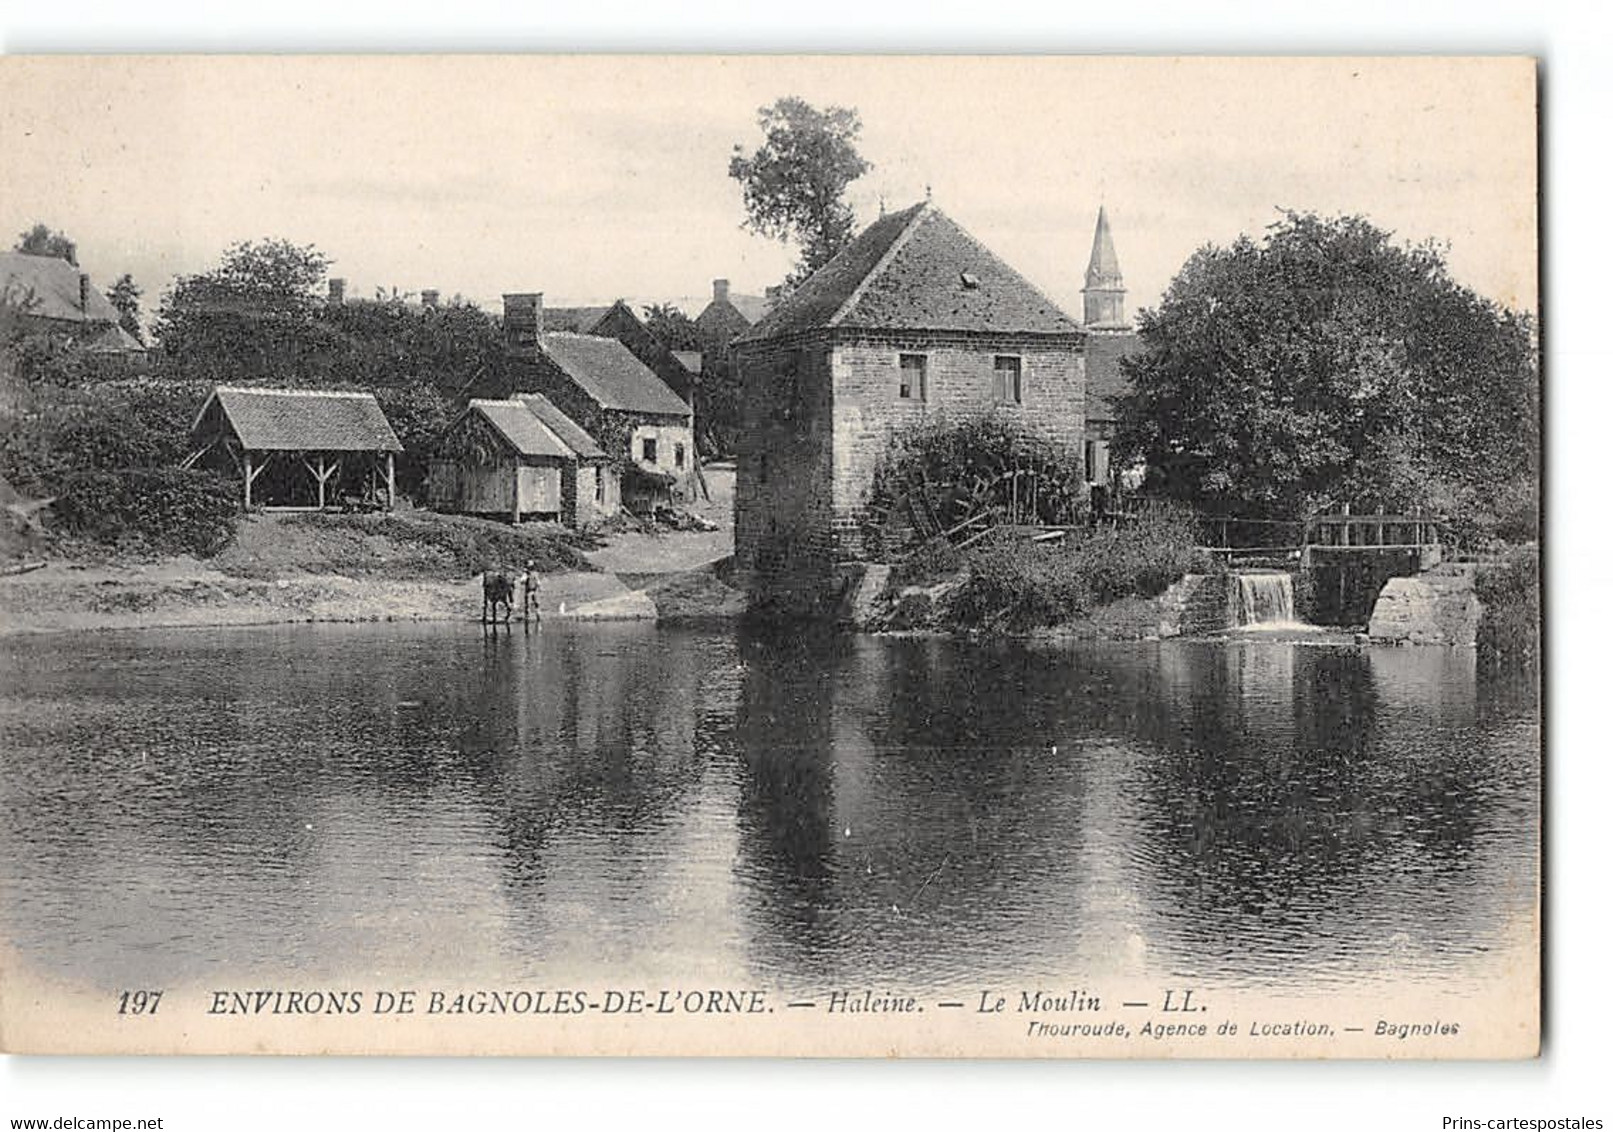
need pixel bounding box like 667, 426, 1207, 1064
951, 502, 1206, 631
888, 536, 963, 589
952, 535, 1094, 630
1476, 547, 1539, 662
53, 467, 239, 556
0, 379, 207, 496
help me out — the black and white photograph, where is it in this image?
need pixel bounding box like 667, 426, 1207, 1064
0, 51, 1544, 1075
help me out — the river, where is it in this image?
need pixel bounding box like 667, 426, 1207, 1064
0, 623, 1538, 1007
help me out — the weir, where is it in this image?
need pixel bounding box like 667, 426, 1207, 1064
1229, 571, 1302, 629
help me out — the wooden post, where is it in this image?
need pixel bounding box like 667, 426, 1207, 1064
303, 454, 340, 510
385, 451, 395, 511
243, 451, 253, 509
512, 463, 522, 525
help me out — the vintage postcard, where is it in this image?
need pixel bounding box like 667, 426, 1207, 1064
0, 55, 1539, 1057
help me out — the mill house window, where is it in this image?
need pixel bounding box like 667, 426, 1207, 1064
898, 353, 927, 401
992, 355, 1022, 405
642, 436, 658, 463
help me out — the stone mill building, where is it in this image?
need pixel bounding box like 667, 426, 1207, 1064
730, 201, 1089, 616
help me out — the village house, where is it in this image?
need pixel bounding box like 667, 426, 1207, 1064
694, 277, 770, 355
484, 294, 696, 514
1078, 206, 1145, 494
538, 298, 701, 406
185, 386, 403, 510
730, 201, 1089, 615
0, 251, 145, 358
426, 393, 616, 527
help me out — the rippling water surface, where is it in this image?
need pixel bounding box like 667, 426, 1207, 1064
0, 624, 1538, 996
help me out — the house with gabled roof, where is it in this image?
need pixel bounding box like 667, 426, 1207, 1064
0, 251, 145, 357
186, 386, 403, 510
486, 293, 696, 514
427, 395, 617, 526
694, 278, 768, 353
532, 298, 701, 406
730, 201, 1088, 615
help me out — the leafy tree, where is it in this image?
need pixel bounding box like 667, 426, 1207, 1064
156, 238, 334, 381
641, 303, 701, 352
729, 97, 871, 288
1114, 211, 1538, 532
15, 223, 77, 265
106, 273, 144, 343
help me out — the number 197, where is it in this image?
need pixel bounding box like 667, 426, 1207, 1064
118, 990, 163, 1015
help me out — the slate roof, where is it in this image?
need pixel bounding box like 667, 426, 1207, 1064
517, 393, 607, 460
467, 399, 573, 460
541, 305, 612, 334
0, 252, 124, 325
538, 333, 691, 418
1083, 331, 1144, 421
738, 203, 1082, 342
196, 387, 404, 452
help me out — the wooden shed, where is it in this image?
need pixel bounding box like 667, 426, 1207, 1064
185, 386, 404, 510
428, 398, 614, 526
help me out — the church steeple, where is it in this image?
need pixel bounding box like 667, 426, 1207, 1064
1082, 205, 1127, 329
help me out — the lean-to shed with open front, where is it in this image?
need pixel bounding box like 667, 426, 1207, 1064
185, 386, 404, 510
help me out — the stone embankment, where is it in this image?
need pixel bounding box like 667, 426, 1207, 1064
1366, 563, 1483, 646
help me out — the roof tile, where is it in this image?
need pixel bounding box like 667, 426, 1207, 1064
201, 387, 403, 452
538, 333, 690, 418
739, 204, 1082, 341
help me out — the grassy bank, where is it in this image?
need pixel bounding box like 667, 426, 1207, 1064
934, 508, 1208, 633
213, 508, 597, 580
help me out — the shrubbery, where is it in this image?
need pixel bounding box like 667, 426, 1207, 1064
1475, 547, 1539, 663
950, 503, 1207, 631
53, 467, 240, 556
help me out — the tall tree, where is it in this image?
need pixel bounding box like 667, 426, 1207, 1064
729, 97, 871, 288
14, 223, 77, 265
106, 273, 144, 343
155, 238, 333, 381
1115, 211, 1538, 530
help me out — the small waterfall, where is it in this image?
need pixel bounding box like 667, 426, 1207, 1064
1230, 571, 1300, 629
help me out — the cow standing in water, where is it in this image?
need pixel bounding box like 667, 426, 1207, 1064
482, 570, 516, 624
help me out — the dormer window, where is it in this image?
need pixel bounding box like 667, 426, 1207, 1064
960, 272, 980, 290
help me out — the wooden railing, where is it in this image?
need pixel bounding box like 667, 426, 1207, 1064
1302, 514, 1442, 552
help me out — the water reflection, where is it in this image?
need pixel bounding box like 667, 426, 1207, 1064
0, 625, 1537, 997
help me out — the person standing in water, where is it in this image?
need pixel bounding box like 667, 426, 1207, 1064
521, 559, 541, 621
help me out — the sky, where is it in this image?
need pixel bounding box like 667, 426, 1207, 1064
0, 55, 1537, 328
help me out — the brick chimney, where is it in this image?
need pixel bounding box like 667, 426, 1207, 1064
502, 292, 543, 353
421, 289, 440, 309
78, 272, 92, 315
712, 278, 730, 305
327, 278, 346, 306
